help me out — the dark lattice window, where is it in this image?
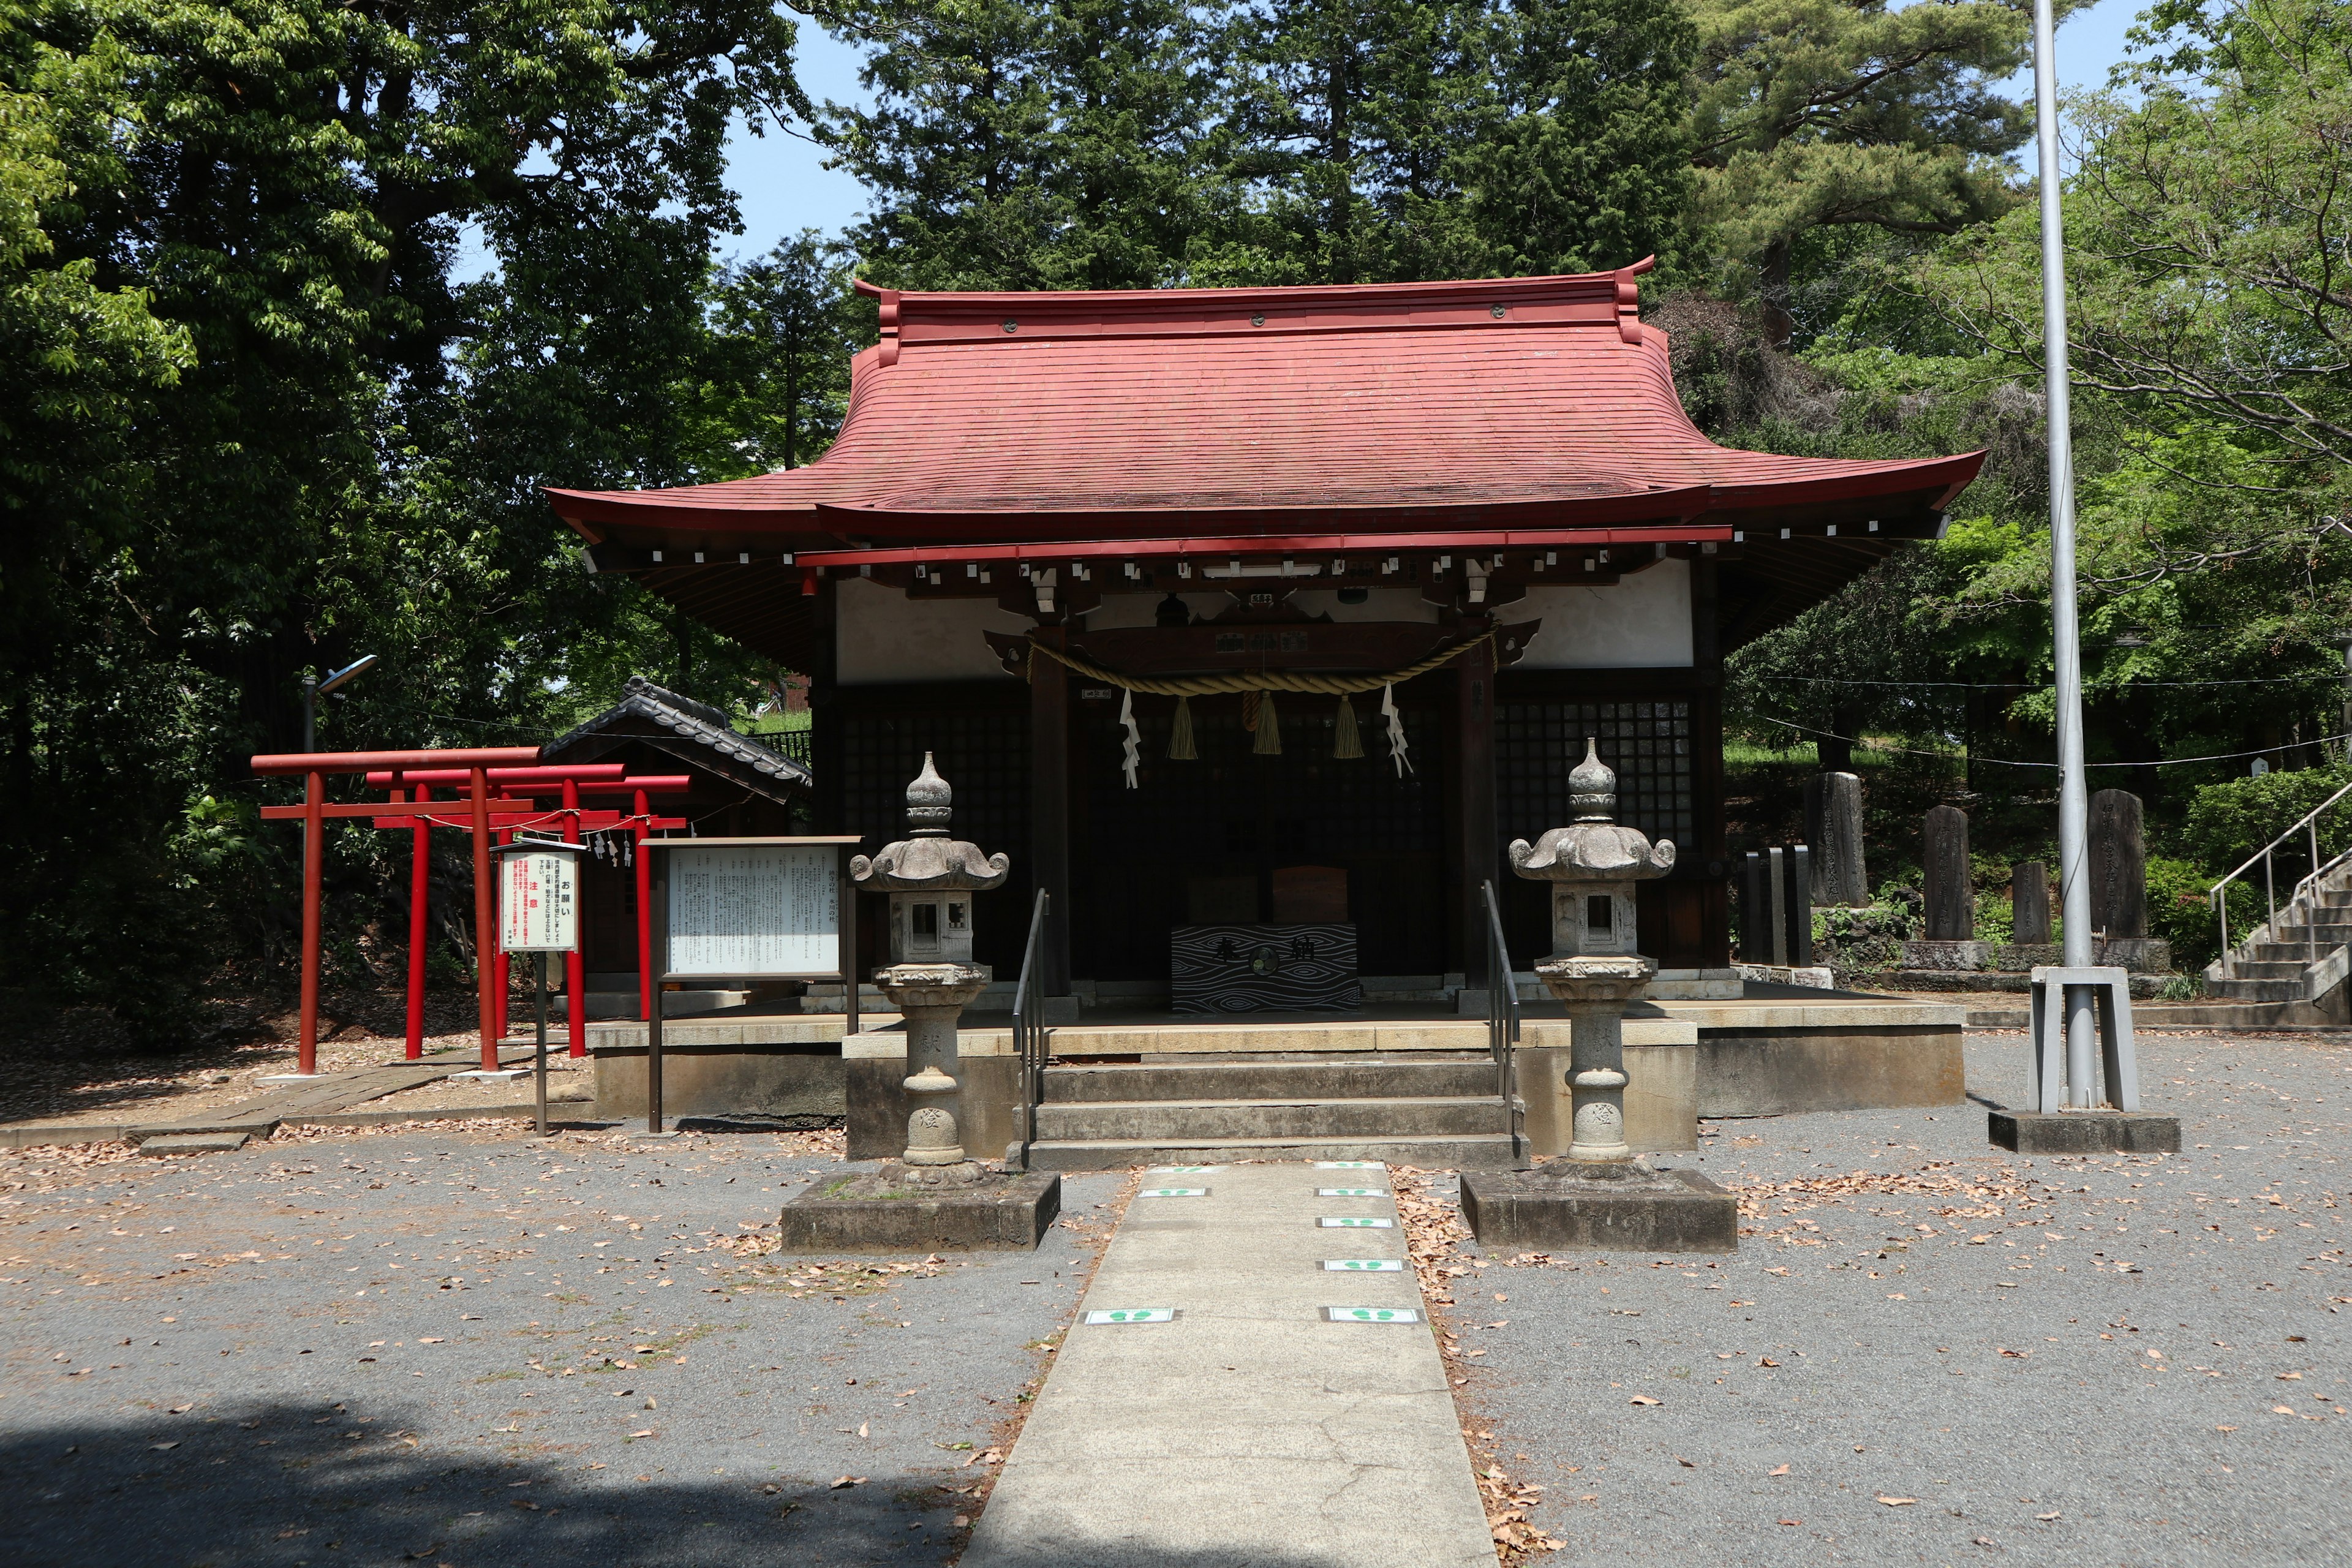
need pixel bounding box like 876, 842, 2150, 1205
1497, 701, 1694, 853
840, 709, 1031, 971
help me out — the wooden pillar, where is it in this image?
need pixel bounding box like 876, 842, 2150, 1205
469, 766, 497, 1071
404, 782, 430, 1060
298, 766, 324, 1076
562, 777, 587, 1057
633, 786, 654, 1022
1452, 637, 1498, 974
1031, 627, 1074, 996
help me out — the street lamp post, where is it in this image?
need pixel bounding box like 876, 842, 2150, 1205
302, 655, 379, 753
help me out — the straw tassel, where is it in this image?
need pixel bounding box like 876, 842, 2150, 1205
1333, 694, 1363, 760
1253, 690, 1283, 755
1167, 695, 1197, 760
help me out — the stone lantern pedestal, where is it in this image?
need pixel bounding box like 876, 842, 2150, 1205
1460, 739, 1738, 1253
778, 755, 1059, 1252
872, 962, 992, 1181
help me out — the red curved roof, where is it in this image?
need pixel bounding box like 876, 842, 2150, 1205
546, 262, 1979, 547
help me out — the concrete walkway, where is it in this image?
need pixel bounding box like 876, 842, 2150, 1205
962, 1162, 1494, 1568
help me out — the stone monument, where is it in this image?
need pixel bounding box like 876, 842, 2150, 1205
1458, 740, 1737, 1251
2011, 861, 2051, 946
778, 755, 1060, 1250
1804, 771, 1869, 907
2089, 789, 2148, 938
1903, 803, 1989, 971
1923, 805, 1973, 940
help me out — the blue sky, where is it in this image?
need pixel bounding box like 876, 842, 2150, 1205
713, 0, 2157, 267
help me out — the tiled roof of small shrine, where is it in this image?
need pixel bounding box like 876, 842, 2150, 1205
543, 676, 811, 795
545, 262, 1981, 545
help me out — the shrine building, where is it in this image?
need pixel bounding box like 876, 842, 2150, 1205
547, 262, 1981, 1011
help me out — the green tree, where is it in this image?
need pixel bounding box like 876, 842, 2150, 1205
0, 0, 809, 1035
708, 231, 872, 470
825, 0, 1234, 288
1231, 0, 1694, 283
1689, 0, 2050, 348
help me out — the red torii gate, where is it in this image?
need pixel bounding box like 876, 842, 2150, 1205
356, 766, 690, 1058
254, 747, 535, 1077
251, 748, 692, 1077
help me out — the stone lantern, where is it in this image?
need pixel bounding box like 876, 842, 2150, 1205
850, 755, 1011, 1175
1507, 739, 1674, 1167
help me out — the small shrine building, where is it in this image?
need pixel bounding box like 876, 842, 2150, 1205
547, 262, 1980, 1005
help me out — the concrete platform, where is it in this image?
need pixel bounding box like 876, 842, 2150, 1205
776, 1169, 1060, 1253
1988, 1108, 2184, 1155
960, 1163, 1493, 1568
588, 1012, 859, 1123
1459, 1165, 1738, 1253
137, 1131, 250, 1156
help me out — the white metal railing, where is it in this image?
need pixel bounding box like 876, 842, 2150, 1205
2211, 779, 2352, 978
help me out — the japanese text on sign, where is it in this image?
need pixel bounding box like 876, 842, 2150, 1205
665, 844, 840, 977
500, 850, 579, 952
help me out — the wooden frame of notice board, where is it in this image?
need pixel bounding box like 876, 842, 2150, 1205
639, 836, 864, 1135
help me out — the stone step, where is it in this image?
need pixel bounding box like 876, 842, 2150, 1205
2204, 978, 2308, 1002
2244, 941, 2346, 962
2227, 959, 2312, 979
1025, 1132, 1521, 1172
1032, 1095, 1506, 1144
1041, 1057, 1498, 1105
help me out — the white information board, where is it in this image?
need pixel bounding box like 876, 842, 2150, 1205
663, 843, 840, 978
500, 848, 579, 952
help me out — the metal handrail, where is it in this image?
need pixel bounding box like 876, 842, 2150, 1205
1008, 889, 1051, 1170
1480, 880, 1526, 1165
2210, 778, 2352, 978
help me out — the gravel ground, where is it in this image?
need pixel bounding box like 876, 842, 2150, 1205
1444, 1030, 2351, 1566
0, 1125, 1126, 1568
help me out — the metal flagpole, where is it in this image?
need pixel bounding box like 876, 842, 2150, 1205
2032, 0, 2095, 1106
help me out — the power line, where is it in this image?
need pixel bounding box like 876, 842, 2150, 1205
1752, 715, 2351, 769
1762, 674, 2334, 690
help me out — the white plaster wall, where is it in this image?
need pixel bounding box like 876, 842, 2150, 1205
835, 576, 1028, 685
1513, 560, 1694, 669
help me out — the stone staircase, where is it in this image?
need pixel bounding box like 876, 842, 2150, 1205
2206, 864, 2352, 1003
1022, 1054, 1523, 1171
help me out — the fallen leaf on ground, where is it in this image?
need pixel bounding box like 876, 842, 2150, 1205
2036, 1511, 2061, 1521
1778, 1518, 1803, 1526
829, 1476, 865, 1489
148, 1441, 178, 1451
628, 1429, 654, 1439
1768, 1464, 1790, 1477
1675, 1456, 1694, 1468
1876, 1495, 1917, 1506
1629, 1395, 1660, 1406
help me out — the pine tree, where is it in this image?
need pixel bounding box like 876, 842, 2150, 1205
1689, 0, 2059, 347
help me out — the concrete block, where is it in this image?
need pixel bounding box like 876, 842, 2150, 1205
1515, 1041, 1696, 1155
1988, 1109, 2182, 1155
777, 1169, 1060, 1252
1460, 1166, 1737, 1253
846, 1052, 1020, 1163
592, 1041, 845, 1122
138, 1132, 250, 1156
